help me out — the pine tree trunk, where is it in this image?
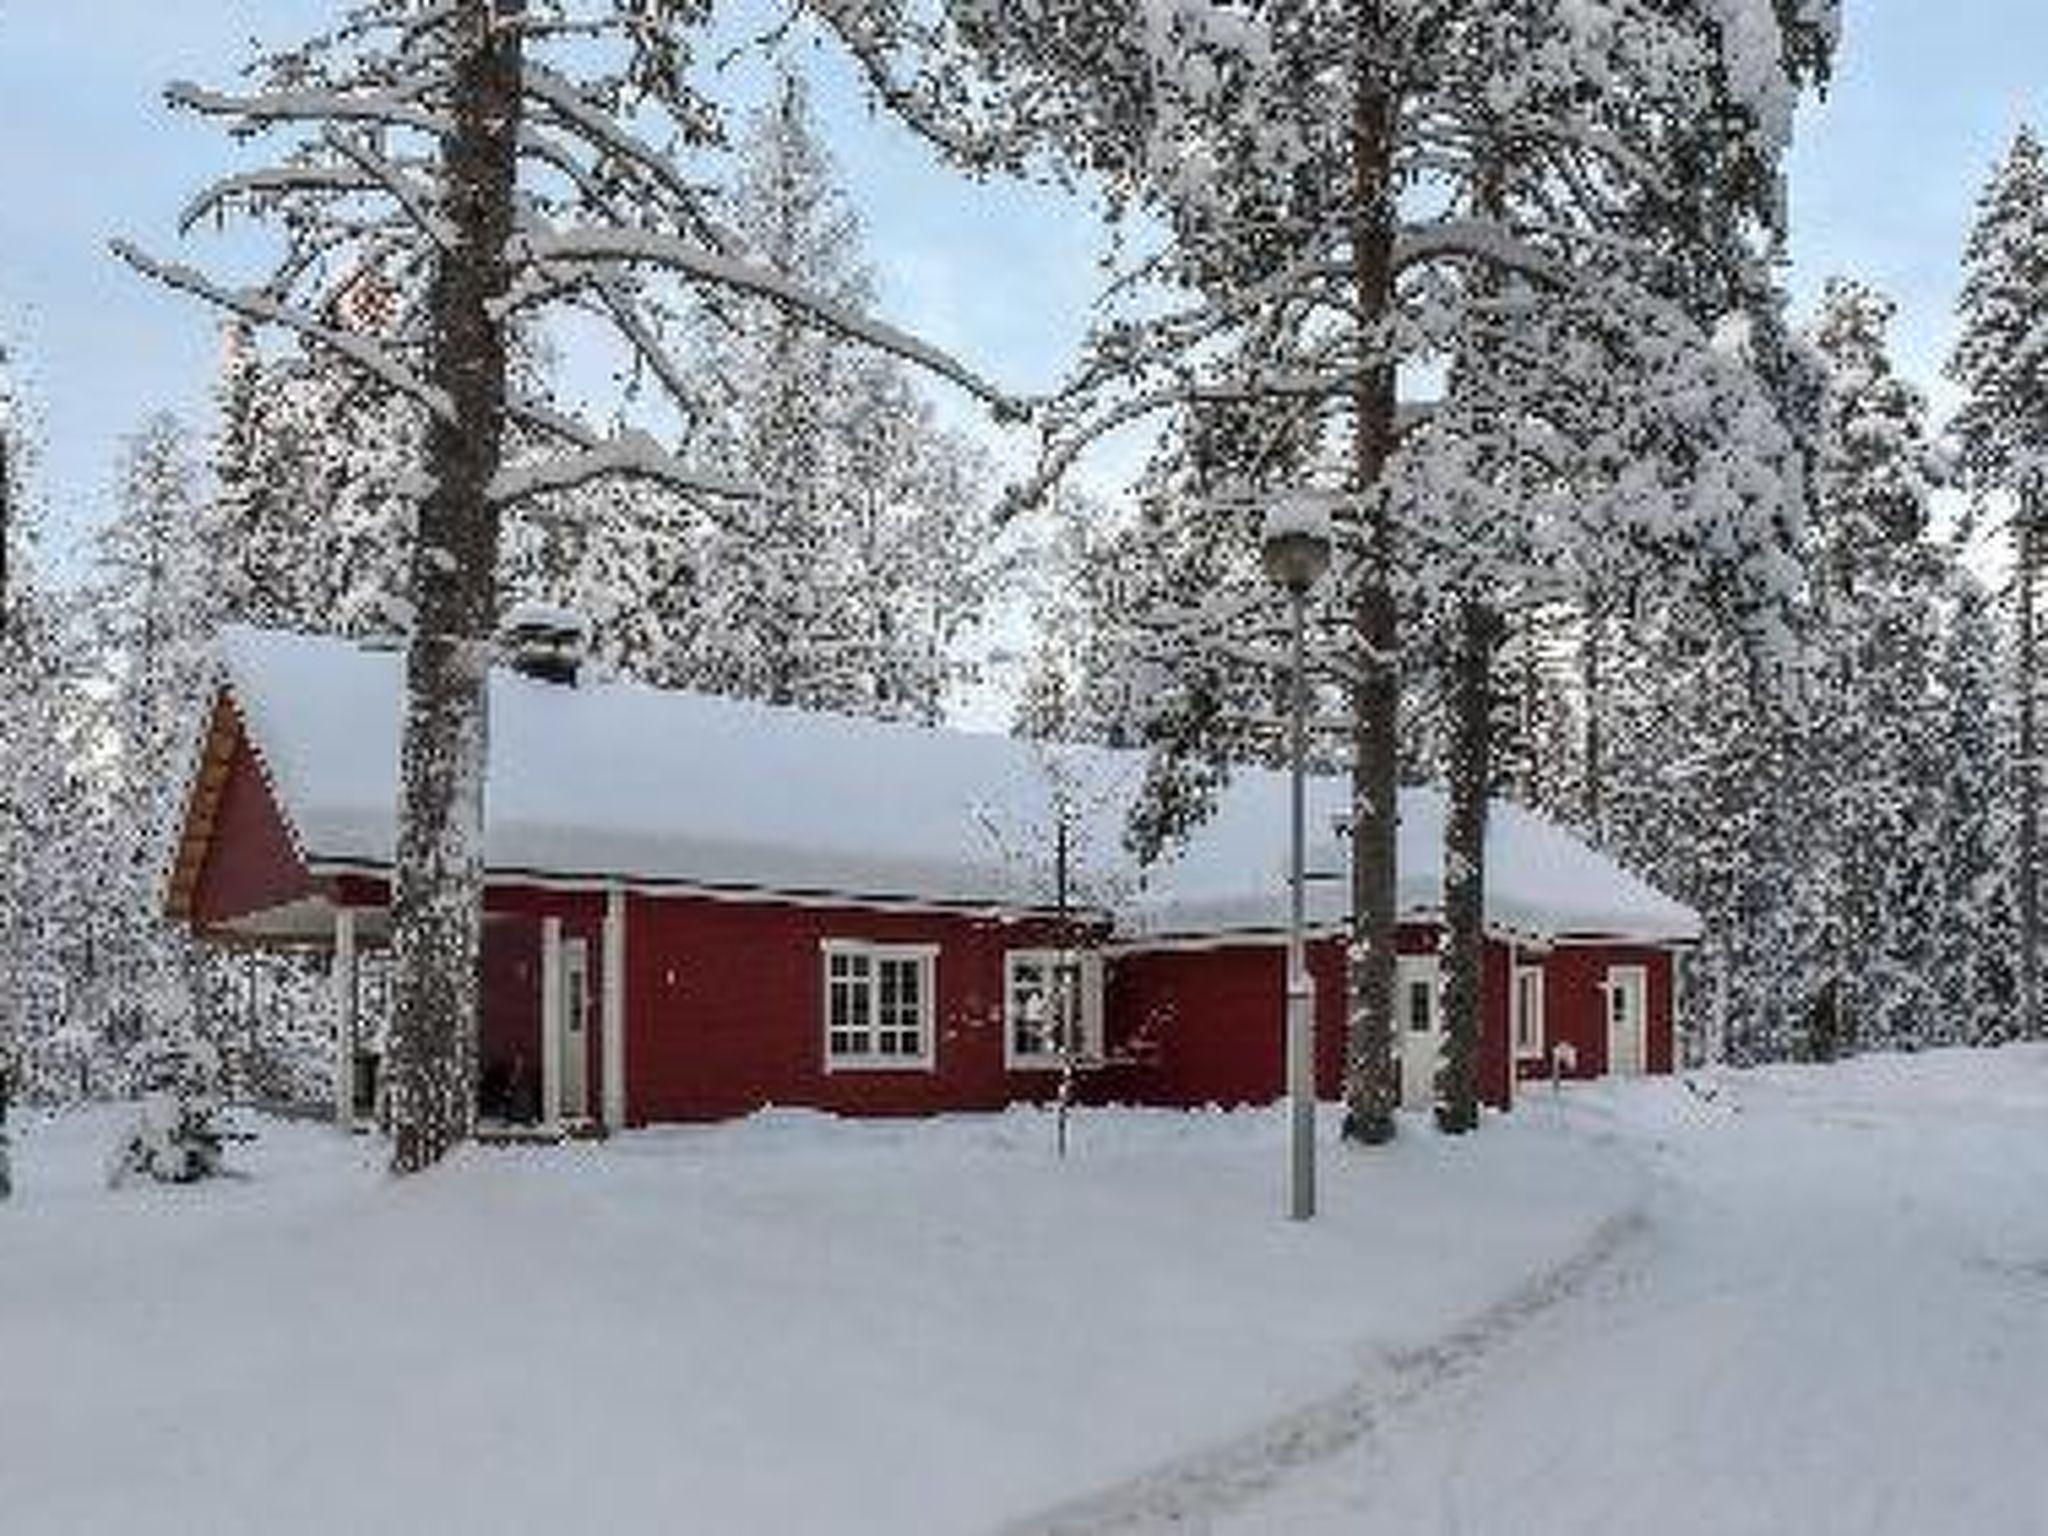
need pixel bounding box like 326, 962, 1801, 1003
1341, 28, 1402, 1147
387, 1, 520, 1175
1438, 598, 1496, 1134
1836, 642, 1864, 1057
0, 421, 12, 641
2019, 503, 2040, 1042
0, 1058, 13, 1200
1517, 617, 1540, 806
1582, 590, 1604, 841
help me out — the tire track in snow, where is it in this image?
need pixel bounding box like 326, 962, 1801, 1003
995, 1204, 1651, 1536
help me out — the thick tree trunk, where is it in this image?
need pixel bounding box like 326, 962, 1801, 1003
1516, 616, 1541, 806
0, 1057, 13, 1200
1438, 598, 1497, 1134
0, 421, 12, 641
1341, 28, 1402, 1147
1582, 590, 1604, 842
387, 1, 521, 1175
2020, 503, 2040, 1042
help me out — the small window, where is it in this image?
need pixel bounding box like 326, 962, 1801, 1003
823, 942, 936, 1069
1608, 973, 1644, 1027
1406, 977, 1435, 1034
1512, 965, 1545, 1059
1006, 950, 1103, 1069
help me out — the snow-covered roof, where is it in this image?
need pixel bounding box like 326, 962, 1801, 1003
1118, 775, 1702, 943
216, 626, 1701, 944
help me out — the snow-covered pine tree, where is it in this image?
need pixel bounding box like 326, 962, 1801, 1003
1594, 588, 1779, 1061
119, 1, 1014, 1171
822, 0, 1838, 1142
1582, 278, 1971, 1067
1949, 126, 2048, 1042
74, 416, 226, 1086
1801, 279, 1945, 1054
211, 324, 418, 639
1494, 605, 1580, 823
1397, 251, 1816, 1121
500, 471, 698, 683
92, 416, 227, 754
0, 580, 116, 1102
670, 70, 1003, 722
1014, 492, 1154, 751
0, 364, 53, 1123
1931, 569, 2018, 1044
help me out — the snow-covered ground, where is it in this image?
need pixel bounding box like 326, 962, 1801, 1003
1, 1098, 1635, 1534
1203, 1046, 2048, 1536
5, 1048, 2044, 1534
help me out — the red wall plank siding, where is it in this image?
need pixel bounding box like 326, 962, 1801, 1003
1106, 928, 1520, 1111
620, 892, 1103, 1124
1102, 928, 1676, 1114
479, 917, 543, 1119
1108, 943, 1285, 1108
191, 727, 316, 930
223, 848, 1681, 1123
1528, 943, 1675, 1082
1481, 939, 1512, 1109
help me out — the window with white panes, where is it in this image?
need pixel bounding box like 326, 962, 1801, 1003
824, 943, 936, 1069
1004, 950, 1102, 1068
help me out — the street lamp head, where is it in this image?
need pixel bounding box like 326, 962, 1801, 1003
1260, 492, 1334, 594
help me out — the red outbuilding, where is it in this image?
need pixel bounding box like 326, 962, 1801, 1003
167, 624, 1700, 1133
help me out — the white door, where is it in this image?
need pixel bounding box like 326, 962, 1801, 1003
561, 939, 590, 1119
1396, 955, 1442, 1107
1606, 964, 1648, 1077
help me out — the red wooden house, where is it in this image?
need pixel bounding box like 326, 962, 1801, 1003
167, 625, 1700, 1133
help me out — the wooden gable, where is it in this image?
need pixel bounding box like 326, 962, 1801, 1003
165, 687, 317, 932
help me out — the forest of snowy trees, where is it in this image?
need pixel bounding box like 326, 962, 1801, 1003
2, 1, 2046, 1160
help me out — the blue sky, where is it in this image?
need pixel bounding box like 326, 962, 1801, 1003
1, 2, 2042, 562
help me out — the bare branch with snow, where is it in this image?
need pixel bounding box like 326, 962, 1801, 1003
488, 432, 756, 508
517, 227, 1027, 418
109, 241, 453, 422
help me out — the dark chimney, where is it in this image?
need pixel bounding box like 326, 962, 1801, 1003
501, 603, 589, 686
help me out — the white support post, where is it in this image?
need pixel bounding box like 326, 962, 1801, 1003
602, 885, 626, 1133
331, 906, 358, 1131
540, 916, 564, 1131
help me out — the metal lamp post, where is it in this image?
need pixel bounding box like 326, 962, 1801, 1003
1261, 493, 1333, 1221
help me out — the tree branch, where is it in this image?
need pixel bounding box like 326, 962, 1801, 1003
166, 80, 452, 138
109, 241, 454, 422
516, 226, 1027, 418
488, 430, 756, 508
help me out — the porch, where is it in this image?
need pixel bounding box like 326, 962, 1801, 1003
245, 889, 629, 1138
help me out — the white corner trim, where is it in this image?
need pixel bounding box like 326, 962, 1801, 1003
1511, 963, 1546, 1062
602, 884, 626, 1131
540, 916, 564, 1128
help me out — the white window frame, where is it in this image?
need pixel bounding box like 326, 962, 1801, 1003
1511, 963, 1546, 1061
1396, 954, 1442, 1037
822, 941, 938, 1072
1003, 949, 1105, 1071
